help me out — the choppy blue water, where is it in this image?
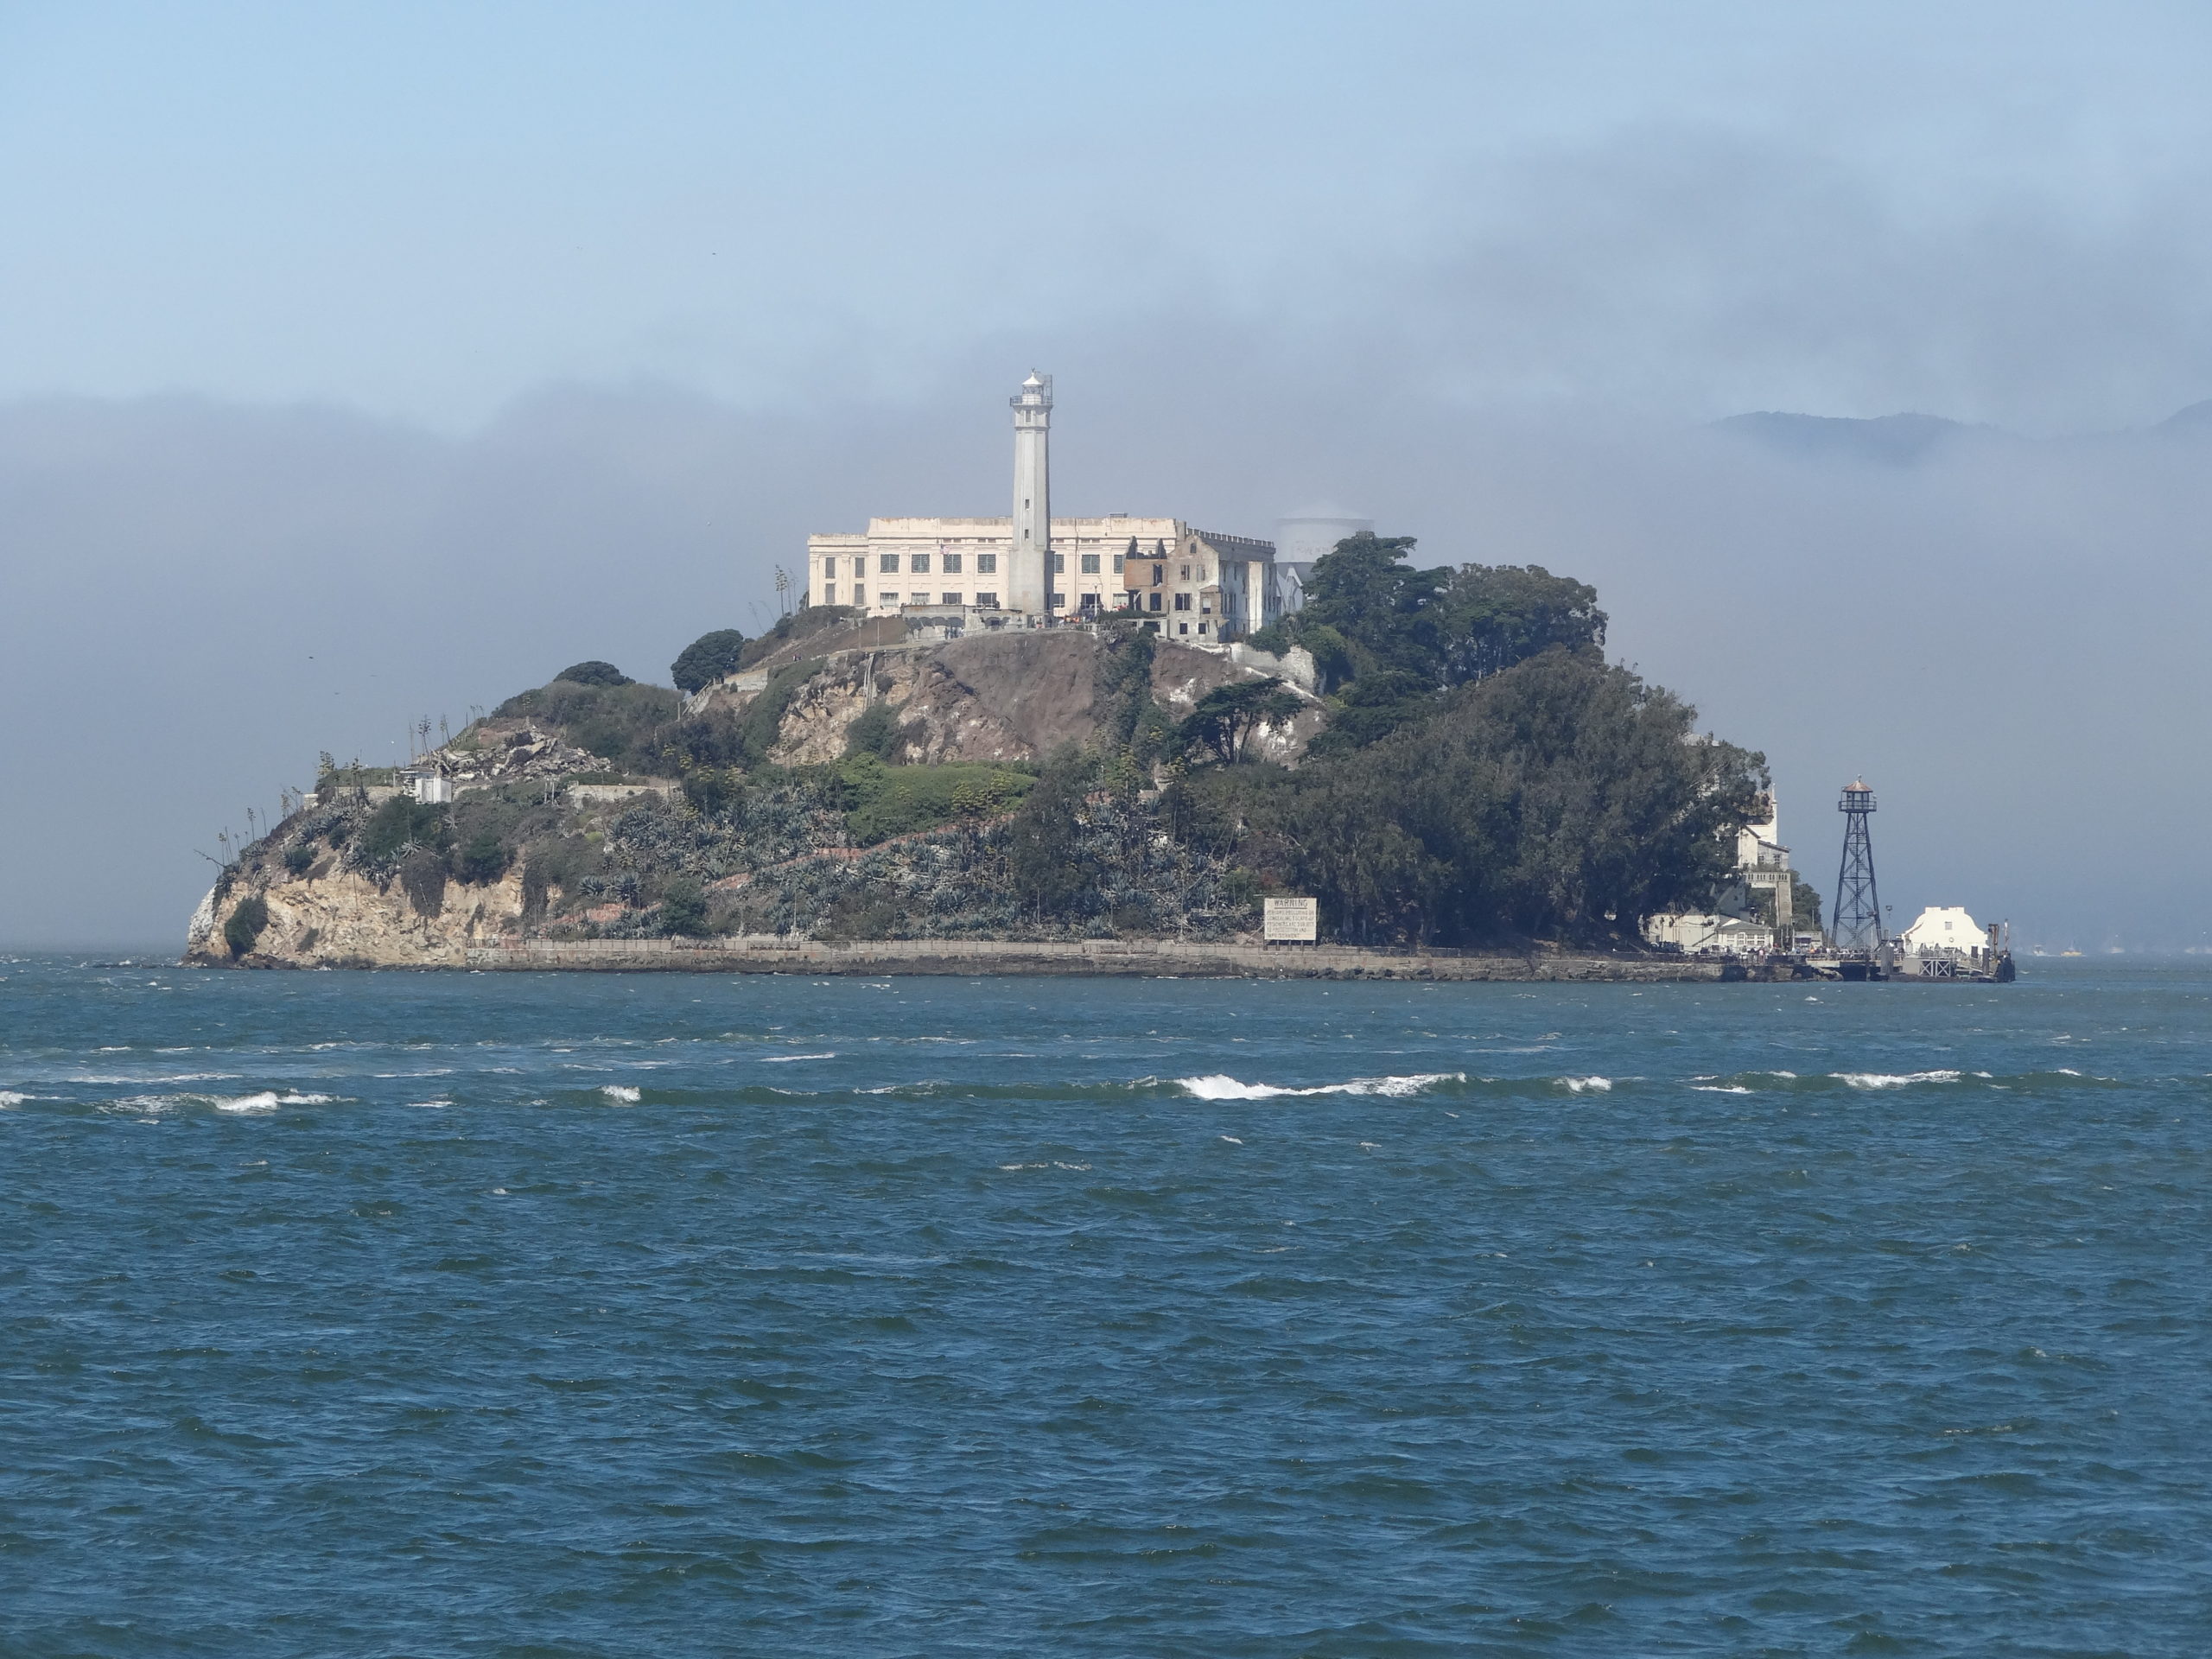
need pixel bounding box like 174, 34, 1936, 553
3, 957, 2210, 1656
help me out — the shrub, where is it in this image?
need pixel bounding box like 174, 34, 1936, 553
734, 658, 824, 768
358, 798, 449, 864
455, 832, 511, 885
682, 766, 743, 818
842, 701, 905, 761
556, 660, 632, 687
658, 878, 709, 937
839, 755, 1033, 845
223, 894, 270, 957
671, 629, 748, 693
399, 849, 448, 917
283, 842, 316, 876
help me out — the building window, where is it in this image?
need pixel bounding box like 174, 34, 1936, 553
1046, 592, 1063, 608
911, 552, 931, 574
1180, 564, 1191, 580
879, 591, 897, 607
910, 592, 930, 606
1150, 563, 1164, 586
976, 591, 999, 608
1051, 552, 1065, 573
1173, 593, 1192, 612
1079, 553, 1099, 574
977, 553, 997, 574
822, 585, 836, 605
1198, 622, 1208, 634
880, 554, 900, 574
942, 592, 961, 606
1178, 621, 1189, 634
1079, 594, 1100, 613
943, 553, 963, 573
1112, 554, 1124, 573
1147, 592, 1163, 613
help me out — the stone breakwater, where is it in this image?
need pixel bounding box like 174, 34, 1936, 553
459, 937, 1762, 981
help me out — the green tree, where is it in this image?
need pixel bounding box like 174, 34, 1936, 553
659, 878, 709, 937
1262, 650, 1766, 945
454, 832, 511, 885
1433, 564, 1606, 685
1006, 748, 1094, 918
1174, 678, 1304, 766
1298, 532, 1452, 679
671, 629, 748, 694
555, 660, 632, 687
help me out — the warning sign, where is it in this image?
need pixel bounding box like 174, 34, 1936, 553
1263, 895, 1319, 942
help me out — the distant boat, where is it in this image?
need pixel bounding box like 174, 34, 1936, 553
2060, 949, 2083, 957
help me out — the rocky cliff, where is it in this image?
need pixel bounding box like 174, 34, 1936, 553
188, 622, 1318, 969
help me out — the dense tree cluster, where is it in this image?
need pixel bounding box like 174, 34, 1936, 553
1192, 534, 1757, 945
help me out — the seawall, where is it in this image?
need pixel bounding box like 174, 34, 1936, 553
460, 937, 1762, 981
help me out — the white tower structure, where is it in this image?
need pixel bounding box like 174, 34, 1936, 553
1009, 371, 1052, 614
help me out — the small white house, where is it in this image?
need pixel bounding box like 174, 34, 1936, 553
1643, 913, 1775, 957
1897, 905, 1986, 959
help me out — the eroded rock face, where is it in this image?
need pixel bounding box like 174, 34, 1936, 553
1147, 641, 1327, 765
186, 868, 530, 969
721, 630, 1320, 768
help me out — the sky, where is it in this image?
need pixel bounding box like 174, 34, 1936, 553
3, 0, 2209, 949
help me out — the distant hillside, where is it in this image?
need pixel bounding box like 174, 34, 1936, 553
1713, 410, 1980, 464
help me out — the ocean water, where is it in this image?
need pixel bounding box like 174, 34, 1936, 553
3, 957, 2209, 1657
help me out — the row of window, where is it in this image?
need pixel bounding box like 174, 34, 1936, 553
817, 586, 1233, 620
823, 552, 1000, 576
824, 551, 1151, 577
824, 588, 1000, 608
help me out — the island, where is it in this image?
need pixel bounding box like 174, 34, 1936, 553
186, 535, 1779, 980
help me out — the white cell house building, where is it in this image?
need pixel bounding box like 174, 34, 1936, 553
806, 374, 1302, 642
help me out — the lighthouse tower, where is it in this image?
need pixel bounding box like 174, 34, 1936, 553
1008, 372, 1052, 614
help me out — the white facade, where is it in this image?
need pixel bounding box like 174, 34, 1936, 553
804, 375, 1298, 642
1897, 905, 1989, 960
1643, 912, 1775, 956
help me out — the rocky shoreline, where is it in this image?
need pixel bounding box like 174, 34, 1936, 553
282, 935, 1767, 981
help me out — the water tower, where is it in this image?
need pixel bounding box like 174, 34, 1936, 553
1274, 512, 1372, 566
1831, 779, 1883, 953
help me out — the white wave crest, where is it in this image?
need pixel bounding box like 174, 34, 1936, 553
1692, 1084, 1753, 1094
1175, 1071, 1464, 1100
1559, 1076, 1613, 1093
0, 1090, 26, 1107
760, 1052, 834, 1064
1834, 1070, 1964, 1089
601, 1084, 642, 1103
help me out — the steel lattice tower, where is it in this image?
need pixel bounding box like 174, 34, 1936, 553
1831, 779, 1882, 952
